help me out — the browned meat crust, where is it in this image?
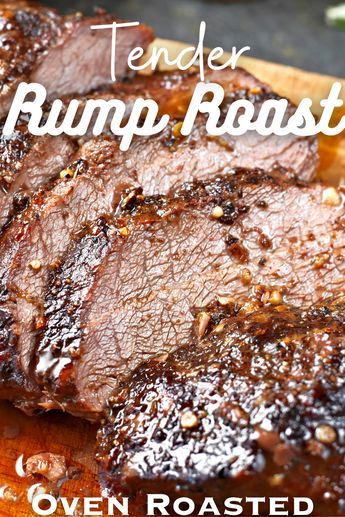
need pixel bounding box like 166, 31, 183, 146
0, 58, 320, 414
112, 67, 318, 182
96, 297, 345, 516
0, 117, 77, 231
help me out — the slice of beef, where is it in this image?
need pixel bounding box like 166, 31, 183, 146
36, 172, 345, 420
0, 1, 154, 118
0, 60, 318, 231
113, 66, 318, 182
74, 80, 319, 198
112, 65, 266, 119
96, 297, 345, 516
0, 117, 77, 230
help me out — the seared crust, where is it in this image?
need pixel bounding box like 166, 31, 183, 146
0, 1, 62, 117
113, 67, 318, 182
0, 15, 320, 419
97, 297, 345, 516
0, 117, 77, 231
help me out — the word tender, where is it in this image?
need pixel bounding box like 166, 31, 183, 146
90, 21, 251, 82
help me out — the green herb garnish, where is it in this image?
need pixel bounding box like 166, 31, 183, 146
326, 4, 345, 29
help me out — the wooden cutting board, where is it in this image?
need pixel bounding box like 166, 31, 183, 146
0, 38, 344, 517
0, 402, 99, 516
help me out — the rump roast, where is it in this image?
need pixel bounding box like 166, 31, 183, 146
34, 172, 345, 419
0, 61, 318, 235
96, 296, 345, 516
0, 60, 321, 414
0, 116, 77, 230
0, 3, 342, 514
112, 66, 319, 182
0, 1, 153, 229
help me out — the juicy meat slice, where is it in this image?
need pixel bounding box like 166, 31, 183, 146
0, 1, 154, 118
0, 60, 319, 412
0, 61, 318, 230
0, 118, 77, 230
36, 172, 345, 419
75, 82, 319, 198
112, 66, 266, 119
113, 67, 318, 182
0, 146, 138, 412
96, 297, 345, 516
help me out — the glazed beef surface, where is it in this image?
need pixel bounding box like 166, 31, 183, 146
0, 142, 138, 412
0, 111, 277, 412
0, 1, 153, 227
35, 172, 345, 419
114, 66, 266, 119
0, 60, 318, 230
97, 297, 345, 516
0, 1, 153, 118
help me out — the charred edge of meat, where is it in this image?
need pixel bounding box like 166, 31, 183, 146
35, 220, 113, 400
171, 168, 284, 212
0, 308, 28, 396
0, 122, 33, 194
0, 158, 90, 236
96, 297, 345, 515
0, 3, 62, 92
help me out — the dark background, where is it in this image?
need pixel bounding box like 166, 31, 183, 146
42, 0, 345, 77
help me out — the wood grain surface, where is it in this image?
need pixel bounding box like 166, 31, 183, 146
0, 402, 99, 516
0, 39, 344, 517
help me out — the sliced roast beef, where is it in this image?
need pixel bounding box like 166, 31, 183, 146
0, 144, 138, 412
0, 62, 320, 413
0, 59, 318, 231
0, 107, 288, 411
0, 122, 241, 411
0, 1, 154, 118
0, 117, 77, 230
96, 297, 345, 516
35, 172, 345, 419
112, 65, 267, 119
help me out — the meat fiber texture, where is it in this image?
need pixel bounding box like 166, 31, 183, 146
111, 66, 319, 183
0, 4, 341, 513
97, 297, 345, 516
0, 63, 318, 234
0, 1, 154, 231
0, 116, 77, 231
32, 172, 345, 420
0, 1, 318, 239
